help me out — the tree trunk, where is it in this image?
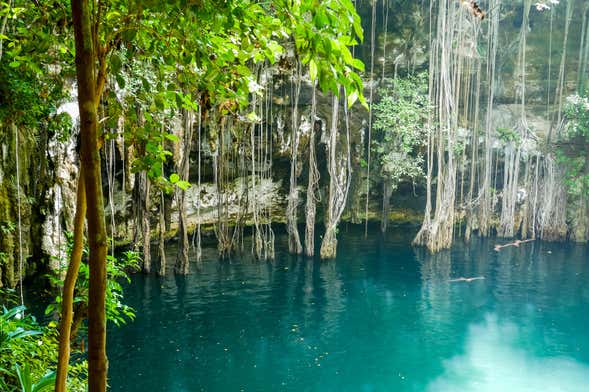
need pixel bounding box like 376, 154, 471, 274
176, 187, 190, 273
195, 106, 203, 262
304, 85, 319, 256
286, 63, 303, 254
175, 109, 193, 274
71, 0, 109, 389
478, 0, 500, 237
136, 172, 151, 272
413, 0, 438, 248
157, 191, 166, 276
320, 93, 351, 259
413, 0, 472, 252
70, 302, 87, 343
55, 172, 86, 392
320, 95, 340, 258
364, 0, 377, 237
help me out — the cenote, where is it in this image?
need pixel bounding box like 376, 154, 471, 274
5, 1, 589, 391
107, 227, 589, 391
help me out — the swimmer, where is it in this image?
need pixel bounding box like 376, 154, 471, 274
494, 238, 534, 252
448, 276, 485, 283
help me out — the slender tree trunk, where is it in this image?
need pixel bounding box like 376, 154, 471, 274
520, 157, 531, 238
157, 190, 166, 276
320, 93, 352, 259
55, 172, 86, 392
0, 0, 12, 62
286, 63, 303, 254
478, 0, 500, 237
157, 125, 167, 276
71, 0, 109, 389
550, 0, 574, 142
320, 94, 341, 259
69, 303, 87, 343
304, 85, 319, 256
578, 6, 589, 91
465, 57, 481, 242
364, 0, 377, 237
136, 172, 151, 272
413, 0, 437, 247
176, 109, 193, 274
195, 106, 203, 262
250, 88, 263, 259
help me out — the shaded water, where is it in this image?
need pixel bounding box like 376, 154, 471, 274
107, 227, 589, 391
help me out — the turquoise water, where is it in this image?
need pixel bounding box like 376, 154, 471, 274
107, 227, 589, 391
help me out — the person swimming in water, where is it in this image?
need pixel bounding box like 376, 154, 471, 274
494, 238, 534, 252
448, 276, 485, 283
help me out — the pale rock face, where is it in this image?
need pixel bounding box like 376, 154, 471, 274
106, 175, 285, 243
181, 176, 284, 225
490, 104, 550, 142
42, 100, 80, 271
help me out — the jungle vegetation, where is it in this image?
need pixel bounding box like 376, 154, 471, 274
1, 0, 588, 390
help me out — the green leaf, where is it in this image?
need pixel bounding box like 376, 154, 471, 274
309, 59, 318, 82
33, 371, 56, 392
176, 180, 191, 190
8, 328, 42, 340
164, 133, 179, 142
111, 54, 122, 74
141, 78, 151, 91
15, 364, 32, 392
106, 11, 121, 21
350, 58, 365, 71
116, 74, 125, 89
347, 90, 359, 108
353, 19, 364, 42
169, 173, 180, 184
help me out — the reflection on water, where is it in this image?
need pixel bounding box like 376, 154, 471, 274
108, 229, 589, 391
319, 261, 345, 338
428, 314, 589, 392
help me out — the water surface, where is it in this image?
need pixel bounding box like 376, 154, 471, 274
108, 227, 589, 391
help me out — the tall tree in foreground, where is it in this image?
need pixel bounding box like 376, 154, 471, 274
65, 0, 366, 386
55, 174, 86, 392
71, 0, 108, 390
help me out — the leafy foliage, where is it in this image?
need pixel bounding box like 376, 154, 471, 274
2, 0, 366, 199
557, 94, 589, 197
14, 364, 55, 392
46, 234, 141, 328
81, 0, 365, 203
0, 1, 71, 127
373, 73, 431, 190
496, 127, 521, 144
279, 0, 365, 105
0, 297, 85, 392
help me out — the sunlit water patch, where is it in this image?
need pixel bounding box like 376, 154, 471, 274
107, 227, 589, 391
428, 314, 589, 392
